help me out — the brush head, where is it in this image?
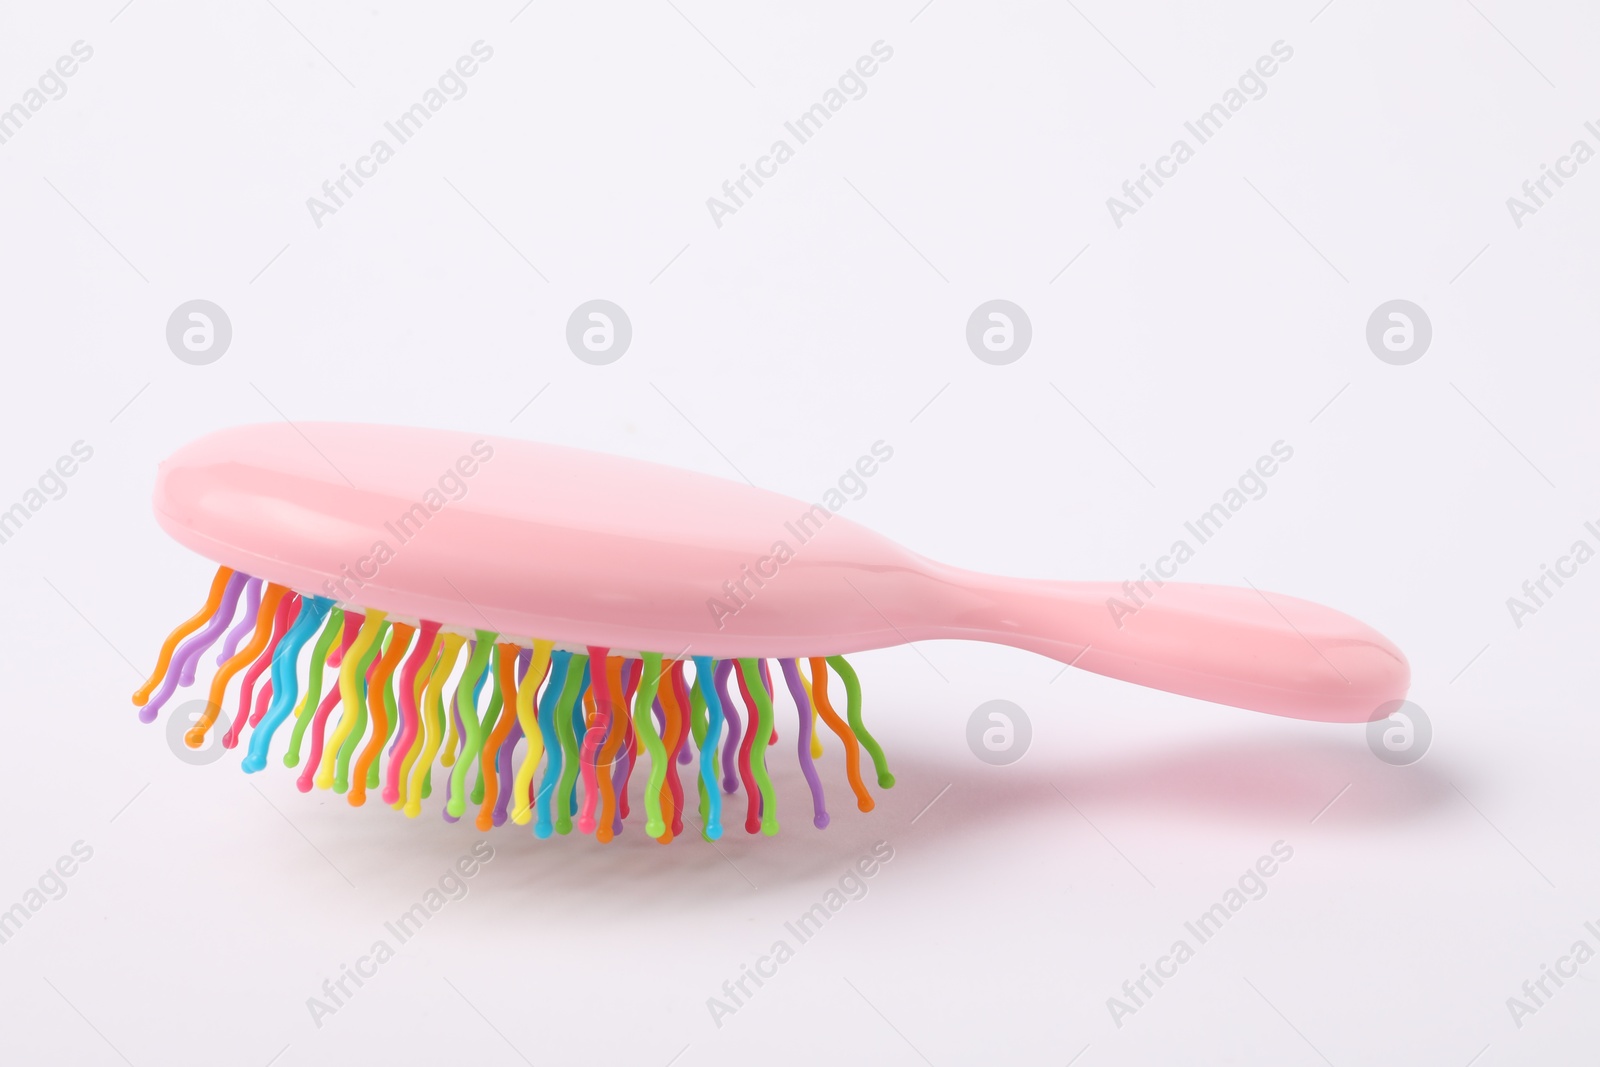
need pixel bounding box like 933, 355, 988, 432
153, 422, 915, 658
141, 425, 897, 843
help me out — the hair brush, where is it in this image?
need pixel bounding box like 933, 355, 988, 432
132, 422, 1409, 842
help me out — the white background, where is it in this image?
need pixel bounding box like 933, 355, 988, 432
1, 1, 1596, 1064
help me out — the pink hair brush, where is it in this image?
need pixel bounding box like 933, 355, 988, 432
132, 423, 1409, 842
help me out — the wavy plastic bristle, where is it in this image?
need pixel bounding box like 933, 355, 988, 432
135, 565, 893, 843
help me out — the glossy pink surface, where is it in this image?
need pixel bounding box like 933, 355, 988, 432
153, 423, 1409, 723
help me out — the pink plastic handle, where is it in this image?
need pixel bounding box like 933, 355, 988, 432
905, 570, 1408, 724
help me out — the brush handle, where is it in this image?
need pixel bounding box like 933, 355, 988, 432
914, 567, 1409, 724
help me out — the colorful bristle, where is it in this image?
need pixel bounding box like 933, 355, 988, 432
136, 569, 248, 721
217, 576, 262, 665
474, 643, 521, 830
133, 565, 895, 843
226, 592, 298, 749
779, 658, 829, 830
